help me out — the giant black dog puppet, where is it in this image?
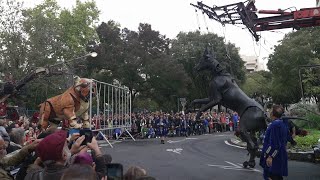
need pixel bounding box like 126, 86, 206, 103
189, 48, 267, 168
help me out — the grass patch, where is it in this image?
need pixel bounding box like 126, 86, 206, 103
292, 129, 320, 151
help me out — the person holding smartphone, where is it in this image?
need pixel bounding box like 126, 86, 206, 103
71, 136, 106, 180
69, 131, 106, 180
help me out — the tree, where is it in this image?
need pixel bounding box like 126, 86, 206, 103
23, 0, 99, 73
0, 0, 100, 109
21, 0, 99, 109
241, 71, 272, 105
0, 0, 26, 78
22, 0, 64, 68
87, 21, 122, 78
93, 22, 190, 111
267, 27, 320, 105
171, 31, 246, 105
301, 59, 320, 107
59, 0, 100, 63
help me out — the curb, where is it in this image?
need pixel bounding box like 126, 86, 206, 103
229, 138, 316, 163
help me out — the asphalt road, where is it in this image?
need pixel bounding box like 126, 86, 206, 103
100, 132, 320, 180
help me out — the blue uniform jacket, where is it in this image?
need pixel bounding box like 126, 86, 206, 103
260, 119, 289, 176
155, 118, 168, 136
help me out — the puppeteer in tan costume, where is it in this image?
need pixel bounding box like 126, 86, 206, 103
39, 77, 96, 129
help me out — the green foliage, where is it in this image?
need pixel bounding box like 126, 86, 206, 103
0, 0, 99, 109
59, 0, 100, 58
301, 59, 320, 105
289, 103, 318, 117
93, 22, 190, 111
302, 113, 320, 129
23, 0, 64, 67
289, 112, 320, 151
267, 27, 320, 105
134, 98, 159, 112
241, 71, 272, 104
171, 31, 246, 103
293, 129, 320, 151
0, 1, 260, 113
0, 0, 26, 76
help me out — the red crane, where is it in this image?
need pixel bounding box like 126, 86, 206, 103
191, 0, 320, 41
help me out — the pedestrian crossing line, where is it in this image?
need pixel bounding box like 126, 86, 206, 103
207, 161, 262, 173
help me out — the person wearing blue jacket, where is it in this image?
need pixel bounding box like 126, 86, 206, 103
147, 125, 155, 138
260, 105, 289, 180
155, 114, 168, 144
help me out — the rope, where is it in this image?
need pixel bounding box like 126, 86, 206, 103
260, 36, 274, 54
251, 32, 260, 58
195, 9, 201, 31
222, 26, 232, 61
220, 26, 234, 75
202, 11, 210, 33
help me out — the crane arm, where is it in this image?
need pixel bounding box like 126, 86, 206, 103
191, 1, 320, 41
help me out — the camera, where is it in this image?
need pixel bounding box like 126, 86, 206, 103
79, 129, 93, 146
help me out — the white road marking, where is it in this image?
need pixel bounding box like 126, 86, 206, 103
166, 148, 183, 154
235, 163, 261, 173
224, 140, 246, 149
167, 137, 198, 143
167, 139, 186, 143
225, 161, 241, 168
208, 161, 262, 173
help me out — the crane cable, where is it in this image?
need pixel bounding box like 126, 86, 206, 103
221, 26, 235, 76
202, 11, 210, 33
195, 9, 201, 31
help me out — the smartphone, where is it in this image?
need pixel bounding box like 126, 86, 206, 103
79, 129, 93, 146
68, 129, 80, 136
106, 163, 123, 180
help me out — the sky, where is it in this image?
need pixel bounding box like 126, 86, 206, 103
23, 0, 316, 69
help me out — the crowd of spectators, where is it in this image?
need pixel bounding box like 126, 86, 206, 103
0, 108, 241, 180
130, 110, 240, 139
0, 113, 156, 180
91, 110, 240, 140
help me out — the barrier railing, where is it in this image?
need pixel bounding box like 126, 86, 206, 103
89, 80, 135, 148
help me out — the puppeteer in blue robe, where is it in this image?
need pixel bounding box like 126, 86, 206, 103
260, 119, 289, 179
155, 118, 168, 137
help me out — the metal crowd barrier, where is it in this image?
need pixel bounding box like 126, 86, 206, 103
89, 80, 135, 148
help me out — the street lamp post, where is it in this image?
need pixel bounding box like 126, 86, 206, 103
54, 52, 97, 67
179, 98, 187, 114
298, 68, 305, 104
61, 52, 98, 87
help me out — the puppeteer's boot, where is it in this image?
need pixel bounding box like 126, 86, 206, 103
69, 119, 81, 129
82, 119, 91, 129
